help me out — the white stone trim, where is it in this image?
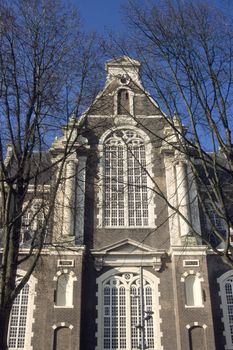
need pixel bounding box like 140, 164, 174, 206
62, 156, 78, 237
13, 246, 85, 255
53, 270, 77, 281
180, 271, 204, 282
164, 155, 201, 244
186, 322, 207, 329
164, 156, 179, 245
88, 114, 163, 119
52, 322, 74, 330
91, 239, 165, 270
95, 267, 163, 350
185, 305, 204, 309
75, 156, 87, 243
170, 246, 207, 256
218, 270, 233, 349
27, 184, 50, 193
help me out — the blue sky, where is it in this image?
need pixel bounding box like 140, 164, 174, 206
74, 0, 233, 35
74, 0, 126, 34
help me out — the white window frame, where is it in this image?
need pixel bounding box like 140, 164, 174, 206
95, 267, 162, 350
8, 270, 37, 350
218, 271, 233, 349
97, 126, 155, 228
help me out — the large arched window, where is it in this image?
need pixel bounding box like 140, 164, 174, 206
218, 271, 233, 349
96, 268, 162, 350
103, 129, 151, 227
8, 273, 36, 350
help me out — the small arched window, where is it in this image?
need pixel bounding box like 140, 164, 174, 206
56, 274, 73, 307
185, 275, 203, 307
117, 89, 130, 115
53, 326, 71, 350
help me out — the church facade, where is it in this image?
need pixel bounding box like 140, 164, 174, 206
5, 57, 233, 350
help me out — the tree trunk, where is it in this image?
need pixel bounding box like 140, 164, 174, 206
0, 307, 11, 350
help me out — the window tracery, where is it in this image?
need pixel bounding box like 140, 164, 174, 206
96, 269, 162, 350
103, 129, 149, 227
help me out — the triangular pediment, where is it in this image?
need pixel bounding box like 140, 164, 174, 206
92, 239, 156, 255
91, 239, 165, 271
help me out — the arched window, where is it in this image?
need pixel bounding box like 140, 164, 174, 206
53, 326, 71, 350
96, 268, 162, 350
205, 202, 225, 231
103, 129, 150, 227
185, 275, 203, 307
117, 89, 130, 115
56, 273, 73, 307
218, 272, 233, 349
21, 200, 48, 245
8, 274, 36, 349
188, 326, 206, 350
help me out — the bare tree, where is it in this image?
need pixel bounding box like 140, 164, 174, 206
117, 0, 233, 266
0, 0, 104, 348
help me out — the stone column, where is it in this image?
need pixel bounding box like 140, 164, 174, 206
164, 156, 180, 245
74, 156, 87, 244
63, 157, 78, 236
175, 160, 190, 237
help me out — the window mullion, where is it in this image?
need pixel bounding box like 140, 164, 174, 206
125, 286, 131, 349
16, 292, 22, 347
124, 146, 128, 227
